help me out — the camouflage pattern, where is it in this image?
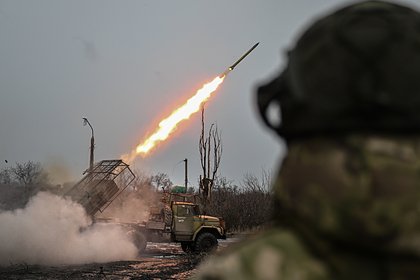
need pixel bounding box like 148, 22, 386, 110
194, 1, 420, 279
194, 136, 420, 279
275, 135, 420, 279
192, 228, 329, 280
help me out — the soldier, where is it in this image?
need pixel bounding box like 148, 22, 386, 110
193, 1, 420, 279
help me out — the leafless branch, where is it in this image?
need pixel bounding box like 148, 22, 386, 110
198, 105, 223, 202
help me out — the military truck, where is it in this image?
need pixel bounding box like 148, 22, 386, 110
65, 159, 226, 254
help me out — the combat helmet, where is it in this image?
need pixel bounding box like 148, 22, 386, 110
258, 0, 420, 141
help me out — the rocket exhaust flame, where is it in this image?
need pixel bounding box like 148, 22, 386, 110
122, 74, 226, 163
122, 42, 258, 163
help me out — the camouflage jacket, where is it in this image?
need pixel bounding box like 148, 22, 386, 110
193, 135, 420, 280
192, 228, 329, 280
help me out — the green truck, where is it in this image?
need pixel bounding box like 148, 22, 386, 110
65, 159, 226, 254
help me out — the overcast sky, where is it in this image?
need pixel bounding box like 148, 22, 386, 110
1, 0, 419, 187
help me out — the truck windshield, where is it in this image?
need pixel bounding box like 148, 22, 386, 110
176, 205, 199, 216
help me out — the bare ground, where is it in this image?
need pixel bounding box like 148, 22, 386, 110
0, 239, 240, 280
0, 243, 200, 280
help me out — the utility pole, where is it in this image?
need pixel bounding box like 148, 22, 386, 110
184, 158, 188, 193
83, 117, 95, 172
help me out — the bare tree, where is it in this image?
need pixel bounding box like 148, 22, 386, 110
151, 172, 173, 191
241, 169, 273, 193
204, 173, 274, 232
199, 106, 222, 201
0, 161, 49, 208
0, 168, 12, 184
10, 161, 46, 186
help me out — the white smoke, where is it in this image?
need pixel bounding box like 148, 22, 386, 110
0, 192, 138, 266
97, 194, 151, 223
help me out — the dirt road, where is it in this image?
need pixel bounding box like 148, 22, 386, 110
0, 238, 240, 279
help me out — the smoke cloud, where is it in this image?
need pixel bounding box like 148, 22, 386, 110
98, 194, 151, 223
44, 157, 73, 186
97, 181, 159, 224
0, 192, 138, 266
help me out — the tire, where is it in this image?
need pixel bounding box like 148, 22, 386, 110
194, 232, 218, 253
128, 230, 147, 254
181, 242, 194, 253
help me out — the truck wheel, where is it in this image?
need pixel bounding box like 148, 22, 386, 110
194, 232, 218, 253
181, 242, 194, 253
128, 230, 147, 254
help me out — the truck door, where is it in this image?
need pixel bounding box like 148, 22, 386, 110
173, 204, 195, 239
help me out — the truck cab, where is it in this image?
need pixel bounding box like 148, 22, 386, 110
171, 202, 226, 252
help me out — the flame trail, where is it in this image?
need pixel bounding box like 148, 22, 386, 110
122, 42, 259, 163
122, 74, 227, 163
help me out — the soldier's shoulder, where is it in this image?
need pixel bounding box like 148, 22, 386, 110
192, 228, 329, 280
